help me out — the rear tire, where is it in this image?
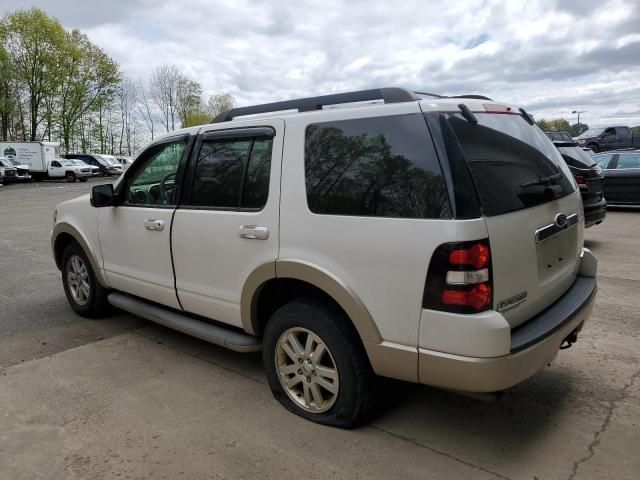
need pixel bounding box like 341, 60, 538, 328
66, 172, 76, 183
262, 299, 378, 428
61, 241, 111, 318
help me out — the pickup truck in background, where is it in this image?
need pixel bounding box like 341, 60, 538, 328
575, 126, 640, 152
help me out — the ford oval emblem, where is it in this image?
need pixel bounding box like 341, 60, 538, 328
554, 213, 568, 228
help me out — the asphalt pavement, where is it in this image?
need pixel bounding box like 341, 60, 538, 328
0, 179, 638, 480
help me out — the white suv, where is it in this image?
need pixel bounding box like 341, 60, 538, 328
51, 88, 597, 427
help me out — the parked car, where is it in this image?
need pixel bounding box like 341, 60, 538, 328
5, 157, 31, 182
69, 159, 100, 176
551, 141, 606, 227
593, 150, 640, 204
0, 157, 18, 184
64, 153, 122, 176
575, 126, 640, 152
51, 87, 597, 427
545, 131, 573, 142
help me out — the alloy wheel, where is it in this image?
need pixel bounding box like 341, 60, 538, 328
275, 327, 340, 413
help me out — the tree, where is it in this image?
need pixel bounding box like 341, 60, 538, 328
176, 77, 203, 126
569, 123, 589, 137
207, 92, 236, 119
117, 77, 136, 155
57, 29, 120, 151
3, 8, 66, 140
150, 64, 181, 132
137, 80, 155, 140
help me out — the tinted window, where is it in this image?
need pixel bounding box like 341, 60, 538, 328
190, 137, 272, 209
557, 145, 596, 168
446, 113, 575, 216
616, 152, 640, 169
304, 114, 449, 219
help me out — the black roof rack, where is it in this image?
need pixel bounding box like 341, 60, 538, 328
212, 87, 420, 123
448, 94, 493, 101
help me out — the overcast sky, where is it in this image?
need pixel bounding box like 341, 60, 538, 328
2, 0, 640, 126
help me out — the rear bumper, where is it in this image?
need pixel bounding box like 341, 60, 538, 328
417, 276, 596, 392
365, 249, 598, 392
583, 197, 607, 227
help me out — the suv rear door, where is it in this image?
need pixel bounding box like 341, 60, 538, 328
440, 110, 583, 327
171, 120, 284, 328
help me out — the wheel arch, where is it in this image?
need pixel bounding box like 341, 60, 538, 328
52, 223, 108, 288
241, 259, 382, 345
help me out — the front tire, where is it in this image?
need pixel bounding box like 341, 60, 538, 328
66, 172, 76, 183
61, 241, 111, 317
588, 144, 599, 153
262, 299, 378, 428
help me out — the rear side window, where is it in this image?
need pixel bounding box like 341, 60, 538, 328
304, 114, 450, 219
190, 137, 272, 209
445, 113, 575, 216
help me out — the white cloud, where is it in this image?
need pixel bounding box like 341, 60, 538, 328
2, 0, 639, 125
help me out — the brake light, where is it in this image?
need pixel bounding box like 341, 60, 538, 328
574, 175, 586, 185
423, 239, 493, 313
442, 284, 492, 311
449, 243, 490, 269
483, 104, 516, 114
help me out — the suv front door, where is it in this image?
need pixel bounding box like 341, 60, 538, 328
171, 121, 283, 327
97, 135, 191, 308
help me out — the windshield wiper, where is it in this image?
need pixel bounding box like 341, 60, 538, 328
521, 173, 562, 188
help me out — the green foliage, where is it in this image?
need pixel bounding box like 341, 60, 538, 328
57, 29, 121, 149
182, 109, 211, 127
632, 126, 640, 134
3, 8, 67, 140
536, 118, 589, 138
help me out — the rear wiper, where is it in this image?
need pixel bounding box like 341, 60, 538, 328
521, 173, 562, 188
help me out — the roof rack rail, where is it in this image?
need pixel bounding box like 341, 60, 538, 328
212, 87, 420, 123
448, 94, 493, 101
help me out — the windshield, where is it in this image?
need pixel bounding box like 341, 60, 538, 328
0, 159, 11, 168
577, 128, 605, 138
445, 113, 575, 216
9, 158, 20, 166
99, 155, 118, 165
60, 160, 76, 167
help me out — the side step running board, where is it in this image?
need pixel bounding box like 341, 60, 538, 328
108, 292, 262, 353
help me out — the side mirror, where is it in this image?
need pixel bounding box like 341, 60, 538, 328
91, 184, 116, 207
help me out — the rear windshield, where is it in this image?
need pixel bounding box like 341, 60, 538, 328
445, 113, 575, 216
557, 145, 596, 169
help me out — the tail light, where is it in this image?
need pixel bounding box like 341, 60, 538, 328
423, 239, 493, 313
574, 175, 586, 185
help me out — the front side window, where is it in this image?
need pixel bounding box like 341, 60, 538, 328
124, 140, 186, 206
190, 136, 273, 209
304, 114, 450, 219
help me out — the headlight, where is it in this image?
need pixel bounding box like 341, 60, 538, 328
594, 165, 603, 175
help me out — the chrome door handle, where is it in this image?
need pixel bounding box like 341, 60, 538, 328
144, 219, 165, 231
238, 225, 269, 240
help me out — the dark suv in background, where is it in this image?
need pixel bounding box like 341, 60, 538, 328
64, 153, 121, 176
549, 137, 606, 227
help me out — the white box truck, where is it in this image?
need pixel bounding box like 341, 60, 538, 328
0, 141, 91, 182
